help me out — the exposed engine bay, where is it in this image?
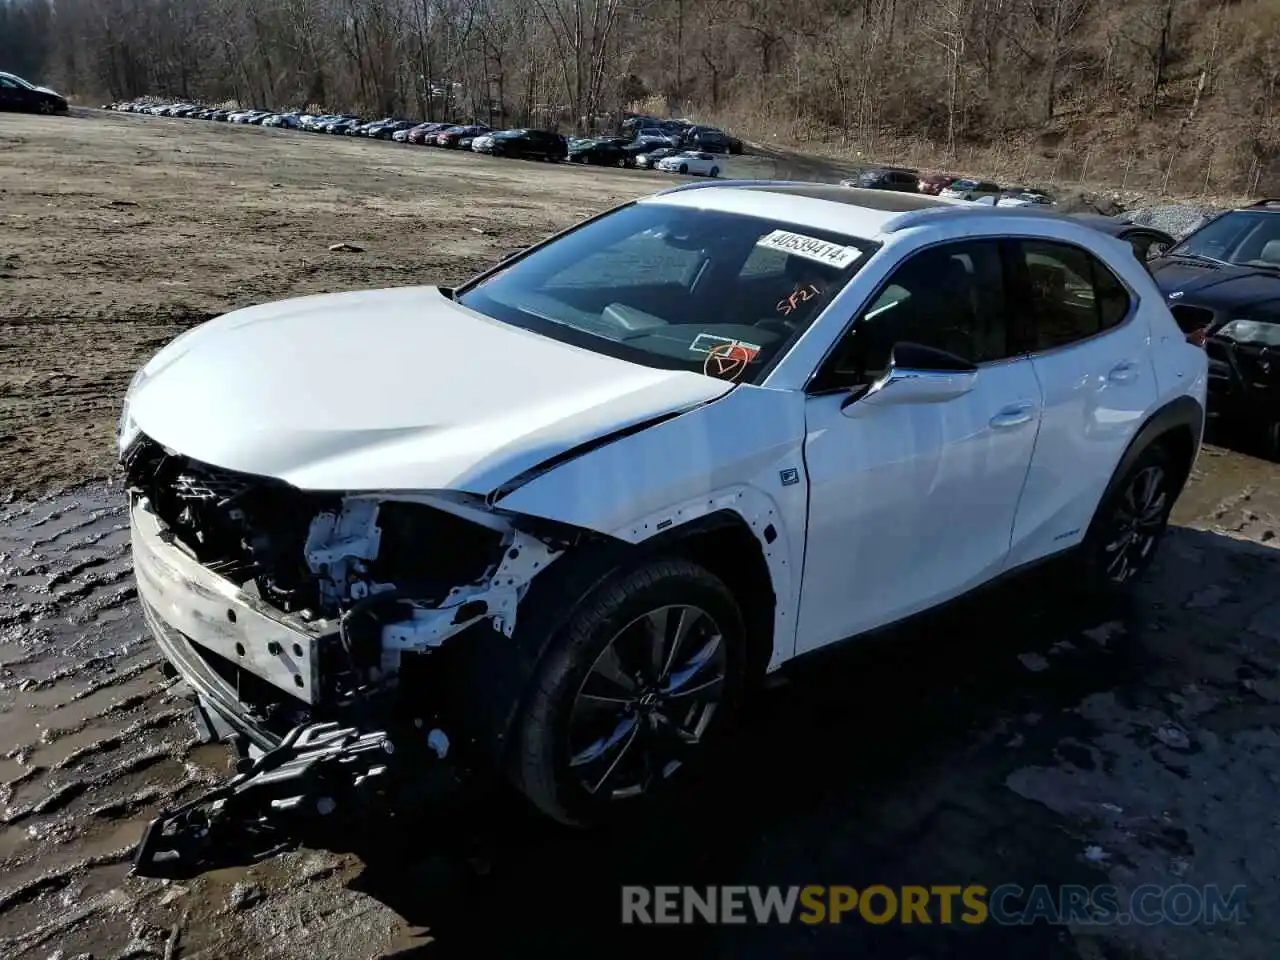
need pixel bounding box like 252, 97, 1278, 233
122, 433, 591, 878
122, 433, 569, 716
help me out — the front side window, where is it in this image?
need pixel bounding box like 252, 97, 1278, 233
1170, 211, 1280, 267
456, 203, 878, 384
811, 240, 1010, 391
1014, 240, 1131, 351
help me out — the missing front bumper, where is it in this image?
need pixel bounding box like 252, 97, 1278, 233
130, 495, 333, 705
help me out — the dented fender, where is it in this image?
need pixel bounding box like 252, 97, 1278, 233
491, 384, 810, 668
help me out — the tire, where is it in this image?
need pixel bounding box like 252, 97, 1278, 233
1263, 419, 1280, 462
1080, 443, 1176, 591
678, 163, 688, 174
507, 556, 747, 826
710, 166, 719, 178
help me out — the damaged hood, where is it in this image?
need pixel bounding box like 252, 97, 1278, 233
126, 285, 733, 493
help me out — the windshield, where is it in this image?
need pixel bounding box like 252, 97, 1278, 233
949, 179, 978, 190
1, 73, 35, 90
1172, 211, 1280, 266
456, 202, 877, 384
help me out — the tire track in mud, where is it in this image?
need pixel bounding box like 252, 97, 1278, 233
0, 482, 227, 953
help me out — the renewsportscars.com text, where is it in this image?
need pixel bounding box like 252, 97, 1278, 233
621, 884, 1248, 926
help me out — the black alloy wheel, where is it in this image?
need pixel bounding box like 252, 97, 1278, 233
565, 604, 728, 800
1100, 459, 1171, 584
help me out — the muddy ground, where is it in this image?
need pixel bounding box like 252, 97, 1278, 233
2, 110, 1280, 959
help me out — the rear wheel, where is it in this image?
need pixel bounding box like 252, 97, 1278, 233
507, 557, 746, 826
1081, 444, 1176, 590
1263, 419, 1280, 462
710, 166, 720, 178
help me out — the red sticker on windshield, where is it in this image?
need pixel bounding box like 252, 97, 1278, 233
703, 342, 758, 381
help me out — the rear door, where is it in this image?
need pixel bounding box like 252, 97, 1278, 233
1005, 238, 1159, 568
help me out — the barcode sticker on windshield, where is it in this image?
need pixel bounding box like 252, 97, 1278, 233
756, 230, 862, 269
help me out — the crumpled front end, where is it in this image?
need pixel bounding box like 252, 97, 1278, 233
124, 433, 569, 733
124, 432, 582, 876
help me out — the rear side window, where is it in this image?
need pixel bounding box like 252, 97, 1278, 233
1013, 240, 1132, 352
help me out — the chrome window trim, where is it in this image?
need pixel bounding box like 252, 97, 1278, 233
799, 231, 1144, 395
800, 236, 1021, 395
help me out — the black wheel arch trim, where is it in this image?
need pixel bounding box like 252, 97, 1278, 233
471, 508, 775, 767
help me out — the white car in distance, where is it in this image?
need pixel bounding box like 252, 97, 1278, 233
120, 182, 1207, 837
655, 150, 723, 177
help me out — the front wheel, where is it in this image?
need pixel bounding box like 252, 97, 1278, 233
1080, 444, 1176, 590
709, 166, 720, 178
678, 163, 688, 174
507, 557, 746, 826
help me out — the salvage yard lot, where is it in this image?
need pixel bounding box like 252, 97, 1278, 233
3, 110, 1280, 959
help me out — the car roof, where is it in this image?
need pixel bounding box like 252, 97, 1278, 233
643, 180, 1140, 242
643, 182, 960, 237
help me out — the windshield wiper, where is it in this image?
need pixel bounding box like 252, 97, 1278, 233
1168, 251, 1225, 266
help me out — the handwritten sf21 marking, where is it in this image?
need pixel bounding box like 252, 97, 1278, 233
778, 284, 822, 317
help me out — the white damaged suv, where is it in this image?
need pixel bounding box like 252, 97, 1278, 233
121, 181, 1207, 829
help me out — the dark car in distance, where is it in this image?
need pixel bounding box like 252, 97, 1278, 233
1147, 200, 1280, 342
568, 136, 633, 166
0, 71, 69, 114
1145, 199, 1280, 456
484, 128, 568, 161
841, 168, 920, 192
681, 125, 742, 154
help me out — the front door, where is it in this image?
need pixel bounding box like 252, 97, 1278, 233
794, 239, 1044, 654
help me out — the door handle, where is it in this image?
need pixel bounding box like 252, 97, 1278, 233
1108, 361, 1139, 384
990, 402, 1036, 428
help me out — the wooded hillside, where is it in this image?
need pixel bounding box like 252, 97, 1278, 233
3, 0, 1278, 195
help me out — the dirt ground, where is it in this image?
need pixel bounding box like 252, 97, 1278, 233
3, 110, 1280, 959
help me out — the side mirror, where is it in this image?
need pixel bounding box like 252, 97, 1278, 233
842, 342, 977, 415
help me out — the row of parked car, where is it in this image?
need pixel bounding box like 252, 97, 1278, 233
843, 166, 1054, 207
104, 100, 744, 178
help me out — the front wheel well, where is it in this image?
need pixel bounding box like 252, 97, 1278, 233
647, 512, 776, 686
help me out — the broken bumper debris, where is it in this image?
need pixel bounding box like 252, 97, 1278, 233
132, 721, 396, 879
